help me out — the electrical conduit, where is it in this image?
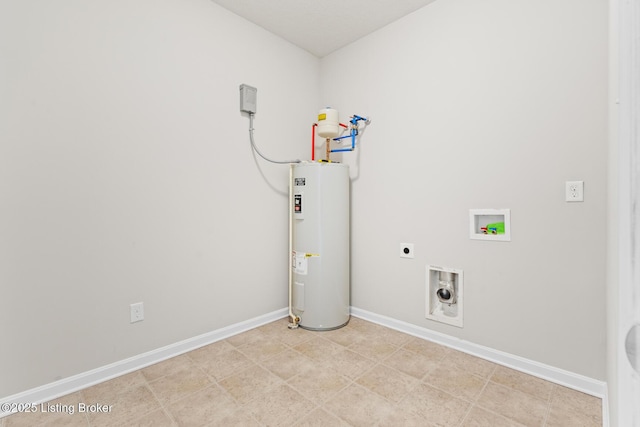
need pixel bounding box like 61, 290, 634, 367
288, 163, 299, 328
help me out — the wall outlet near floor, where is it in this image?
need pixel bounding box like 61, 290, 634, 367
565, 181, 584, 202
130, 302, 144, 323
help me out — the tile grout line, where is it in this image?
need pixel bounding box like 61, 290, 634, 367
74, 390, 92, 427
541, 384, 558, 427
455, 366, 495, 427
135, 373, 177, 427
142, 366, 175, 426
82, 376, 156, 427
284, 333, 364, 426
183, 336, 280, 425
286, 330, 373, 425
231, 330, 322, 426
212, 339, 281, 425
145, 367, 200, 427
284, 325, 396, 426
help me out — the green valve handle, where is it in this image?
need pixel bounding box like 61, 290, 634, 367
486, 222, 505, 234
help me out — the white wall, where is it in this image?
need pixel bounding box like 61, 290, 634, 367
321, 0, 608, 380
0, 0, 610, 400
0, 0, 318, 397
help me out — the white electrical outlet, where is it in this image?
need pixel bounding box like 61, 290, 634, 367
400, 243, 414, 258
565, 181, 584, 202
130, 302, 144, 323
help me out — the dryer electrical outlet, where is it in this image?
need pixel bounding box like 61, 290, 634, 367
400, 243, 414, 258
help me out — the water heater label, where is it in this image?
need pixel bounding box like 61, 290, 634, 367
292, 252, 308, 275
294, 194, 302, 214
294, 178, 305, 186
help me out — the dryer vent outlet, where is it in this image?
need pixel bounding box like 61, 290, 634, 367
426, 266, 463, 328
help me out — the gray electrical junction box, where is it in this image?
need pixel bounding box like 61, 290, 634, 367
239, 84, 257, 114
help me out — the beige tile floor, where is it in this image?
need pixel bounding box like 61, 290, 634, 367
2, 317, 602, 427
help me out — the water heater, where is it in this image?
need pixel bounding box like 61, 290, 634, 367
291, 162, 350, 330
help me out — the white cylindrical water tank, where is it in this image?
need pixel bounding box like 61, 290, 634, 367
316, 108, 340, 139
291, 162, 349, 330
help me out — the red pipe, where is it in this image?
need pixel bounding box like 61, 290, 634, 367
311, 123, 317, 161
312, 123, 347, 161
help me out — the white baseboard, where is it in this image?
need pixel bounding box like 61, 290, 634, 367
350, 307, 608, 399
0, 308, 288, 419
351, 307, 609, 426
2, 306, 608, 426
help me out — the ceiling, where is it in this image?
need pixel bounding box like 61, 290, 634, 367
209, 0, 438, 58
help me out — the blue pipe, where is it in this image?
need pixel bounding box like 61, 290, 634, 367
332, 134, 352, 141
330, 114, 368, 153
330, 129, 356, 152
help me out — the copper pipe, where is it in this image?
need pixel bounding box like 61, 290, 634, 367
325, 138, 331, 162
